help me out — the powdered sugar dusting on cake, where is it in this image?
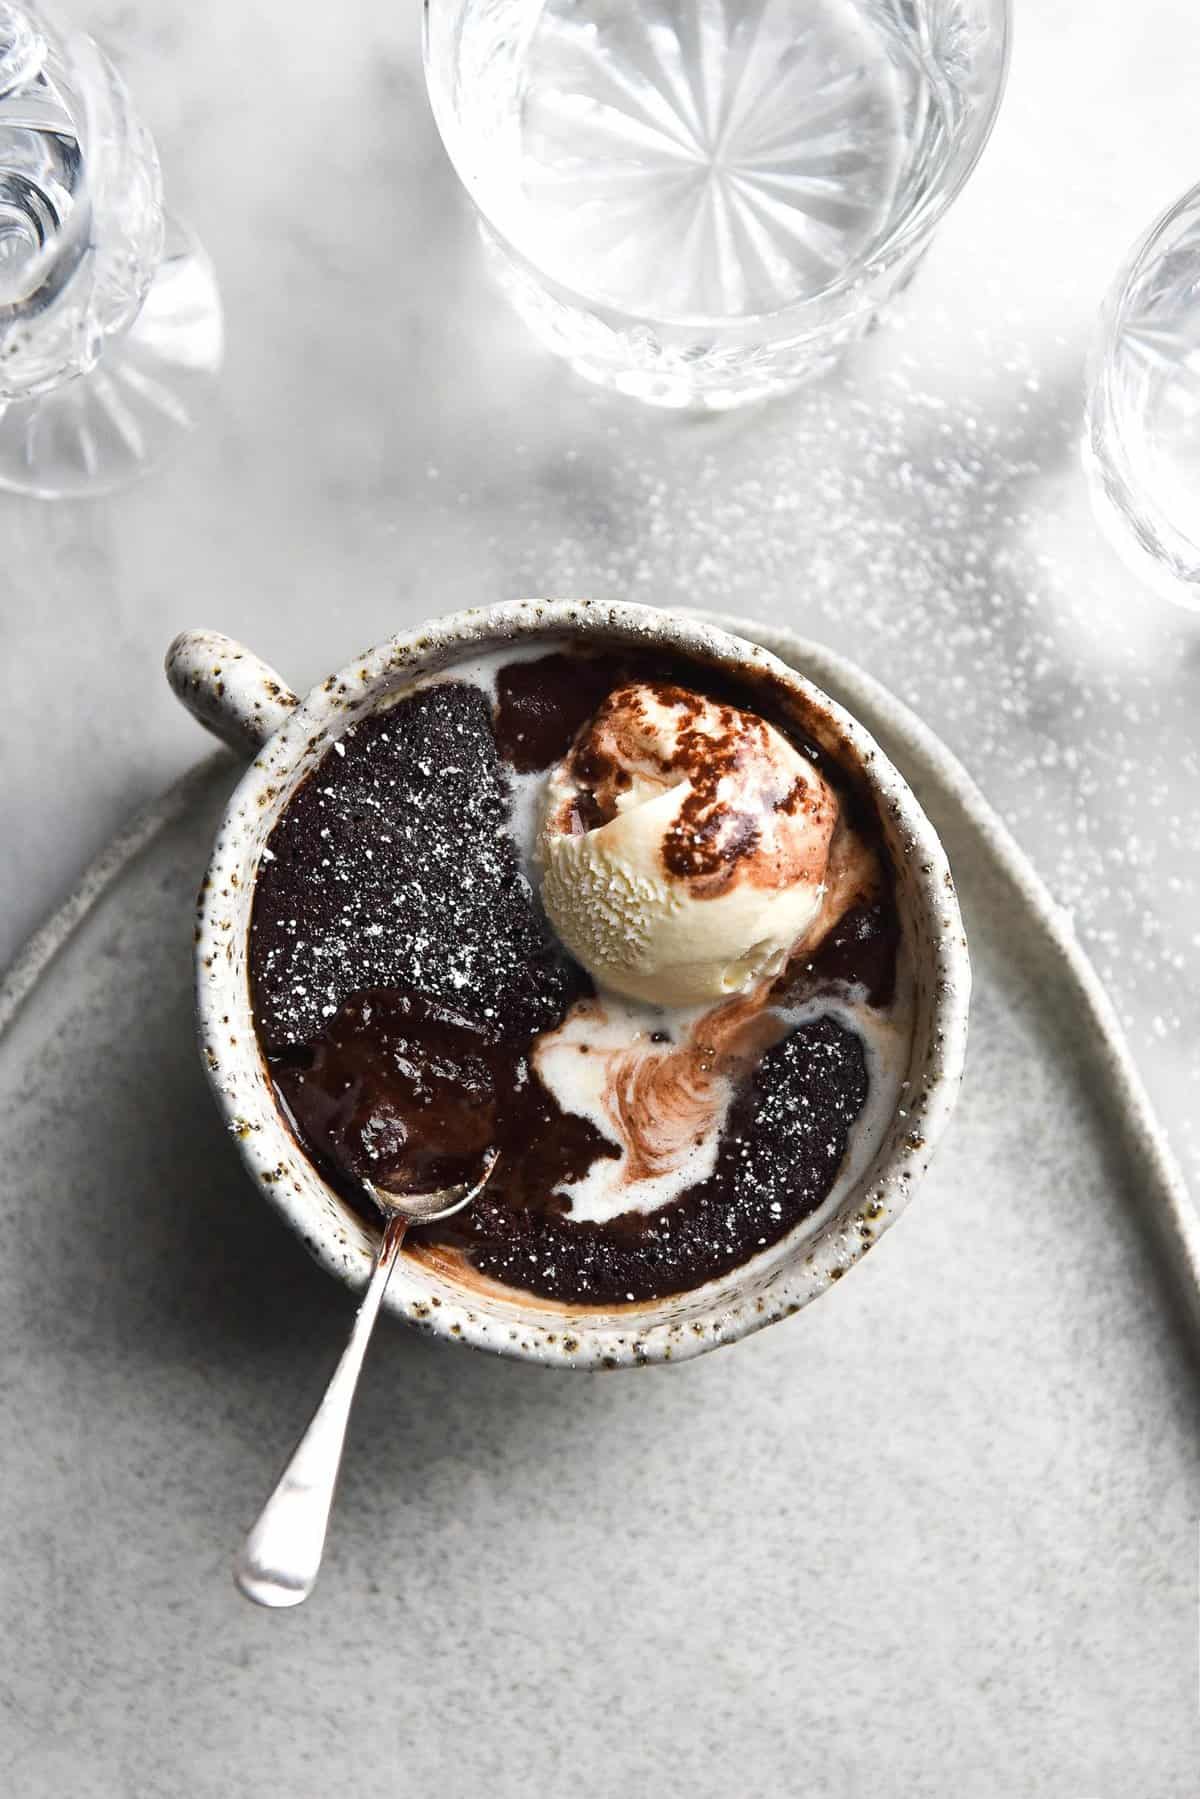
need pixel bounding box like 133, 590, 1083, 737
249, 677, 578, 1050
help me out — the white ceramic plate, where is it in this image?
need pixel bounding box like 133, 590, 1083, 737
1, 627, 1197, 1793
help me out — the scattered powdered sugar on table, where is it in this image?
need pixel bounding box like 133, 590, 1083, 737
448, 315, 1199, 1192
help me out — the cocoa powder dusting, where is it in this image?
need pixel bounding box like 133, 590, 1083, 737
558, 679, 837, 897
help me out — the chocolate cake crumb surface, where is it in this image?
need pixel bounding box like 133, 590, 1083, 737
251, 683, 582, 1051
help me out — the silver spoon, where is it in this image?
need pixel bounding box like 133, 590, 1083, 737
234, 1153, 500, 1608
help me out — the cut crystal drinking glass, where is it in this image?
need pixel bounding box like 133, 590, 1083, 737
0, 3, 221, 497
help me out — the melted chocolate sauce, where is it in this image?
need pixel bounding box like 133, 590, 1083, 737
249, 649, 901, 1306
777, 899, 900, 1011
274, 986, 612, 1204
494, 652, 624, 773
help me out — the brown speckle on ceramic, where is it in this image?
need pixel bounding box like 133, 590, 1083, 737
166, 630, 299, 757
177, 598, 970, 1371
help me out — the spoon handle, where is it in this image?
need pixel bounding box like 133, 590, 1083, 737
234, 1213, 409, 1608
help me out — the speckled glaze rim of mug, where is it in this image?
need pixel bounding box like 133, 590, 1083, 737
192, 599, 970, 1369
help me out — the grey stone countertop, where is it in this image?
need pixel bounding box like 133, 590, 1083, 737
1, 1, 1198, 1795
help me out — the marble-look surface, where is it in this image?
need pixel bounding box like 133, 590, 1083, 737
1, 0, 1198, 1793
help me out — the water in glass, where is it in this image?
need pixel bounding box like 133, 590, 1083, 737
426, 0, 1008, 406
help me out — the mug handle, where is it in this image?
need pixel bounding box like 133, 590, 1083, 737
166, 630, 298, 756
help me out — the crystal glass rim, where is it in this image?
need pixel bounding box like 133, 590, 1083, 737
0, 11, 164, 352
1091, 176, 1200, 362
422, 0, 1012, 331
1084, 176, 1200, 585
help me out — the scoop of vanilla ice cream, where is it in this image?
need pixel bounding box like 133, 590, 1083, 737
537, 682, 838, 1007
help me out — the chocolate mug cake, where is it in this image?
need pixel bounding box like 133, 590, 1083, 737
171, 602, 969, 1366
248, 644, 912, 1307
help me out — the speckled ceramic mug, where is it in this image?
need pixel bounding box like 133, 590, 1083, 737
167, 600, 969, 1369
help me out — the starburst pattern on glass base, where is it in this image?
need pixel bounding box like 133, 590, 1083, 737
519, 0, 912, 319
